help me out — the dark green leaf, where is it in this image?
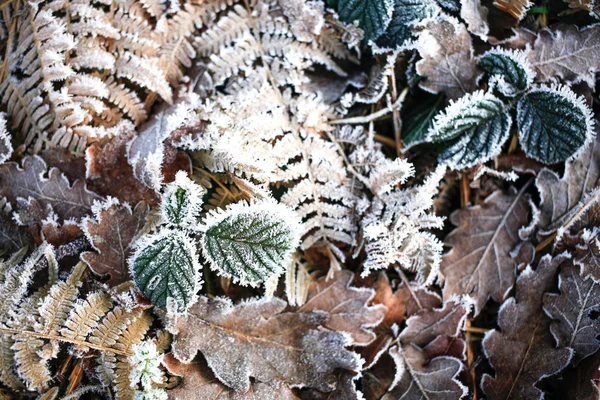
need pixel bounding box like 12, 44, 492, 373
132, 230, 201, 312
337, 0, 394, 41
403, 93, 445, 146
517, 86, 594, 164
428, 91, 511, 169
479, 50, 532, 97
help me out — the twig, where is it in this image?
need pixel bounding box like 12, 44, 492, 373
330, 87, 409, 125
463, 326, 490, 334
461, 173, 470, 208
388, 65, 403, 156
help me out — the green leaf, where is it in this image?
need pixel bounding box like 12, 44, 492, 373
403, 93, 445, 146
131, 230, 201, 312
428, 91, 512, 169
374, 0, 439, 53
161, 171, 204, 230
517, 85, 594, 164
478, 49, 533, 97
201, 200, 301, 287
337, 0, 394, 41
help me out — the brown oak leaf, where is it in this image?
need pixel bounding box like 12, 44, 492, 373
544, 261, 600, 365
81, 200, 149, 286
0, 156, 102, 222
416, 17, 482, 100
482, 254, 574, 400
167, 296, 360, 393
0, 198, 33, 253
441, 185, 531, 315
163, 353, 300, 400
574, 228, 600, 282
528, 24, 600, 90
383, 344, 467, 400
298, 269, 386, 346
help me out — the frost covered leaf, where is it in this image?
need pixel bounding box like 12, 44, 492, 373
535, 133, 600, 236
399, 299, 470, 347
427, 91, 511, 169
337, 0, 394, 41
441, 186, 531, 315
516, 85, 594, 164
460, 0, 489, 40
478, 49, 533, 97
493, 0, 532, 20
528, 25, 600, 90
298, 270, 386, 346
161, 171, 204, 229
82, 200, 149, 286
575, 228, 600, 282
201, 200, 301, 287
0, 156, 102, 222
543, 261, 600, 365
0, 198, 34, 254
374, 0, 439, 53
482, 254, 574, 400
131, 230, 201, 312
416, 17, 482, 100
403, 94, 445, 146
163, 353, 300, 400
167, 296, 360, 393
383, 344, 467, 400
0, 113, 13, 165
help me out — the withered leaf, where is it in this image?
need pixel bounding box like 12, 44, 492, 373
575, 228, 600, 282
300, 371, 359, 400
383, 344, 467, 400
164, 357, 297, 400
0, 156, 102, 222
460, 0, 489, 39
298, 270, 386, 346
416, 17, 482, 100
528, 24, 600, 90
163, 353, 300, 400
482, 254, 574, 400
399, 299, 470, 347
536, 134, 600, 236
441, 185, 531, 315
0, 198, 33, 254
544, 261, 600, 365
167, 296, 360, 393
493, 0, 532, 20
81, 201, 149, 286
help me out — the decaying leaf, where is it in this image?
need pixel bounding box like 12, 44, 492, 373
298, 270, 386, 346
493, 0, 532, 20
536, 134, 600, 236
167, 296, 360, 393
81, 200, 149, 286
416, 17, 482, 99
0, 156, 102, 222
544, 261, 600, 365
574, 228, 600, 282
441, 185, 531, 314
163, 353, 300, 400
383, 344, 467, 400
460, 0, 489, 39
482, 254, 574, 400
528, 24, 600, 90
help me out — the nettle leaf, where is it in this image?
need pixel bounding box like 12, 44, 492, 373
478, 49, 533, 97
337, 0, 394, 41
131, 229, 201, 312
161, 171, 204, 229
517, 85, 594, 164
374, 0, 439, 53
428, 91, 512, 170
200, 200, 302, 286
403, 93, 445, 146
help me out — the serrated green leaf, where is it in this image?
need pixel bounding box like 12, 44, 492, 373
479, 50, 532, 97
131, 230, 201, 312
374, 0, 439, 52
436, 0, 459, 12
337, 0, 394, 41
517, 86, 594, 164
201, 201, 301, 287
403, 93, 445, 146
428, 91, 511, 169
161, 171, 204, 230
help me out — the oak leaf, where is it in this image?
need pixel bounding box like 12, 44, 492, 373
441, 185, 531, 314
416, 17, 482, 100
574, 228, 600, 282
544, 261, 600, 365
482, 254, 574, 400
81, 200, 149, 286
163, 353, 300, 400
298, 270, 386, 346
167, 296, 360, 393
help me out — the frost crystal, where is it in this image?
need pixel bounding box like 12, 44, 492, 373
129, 341, 164, 390
161, 171, 205, 230
200, 200, 302, 287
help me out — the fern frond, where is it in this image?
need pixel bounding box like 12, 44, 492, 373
60, 292, 113, 352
